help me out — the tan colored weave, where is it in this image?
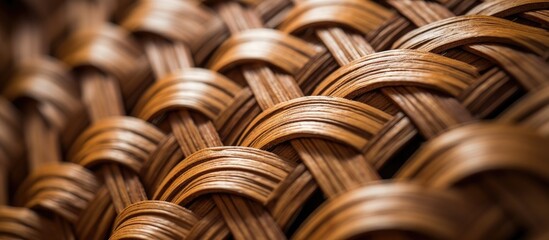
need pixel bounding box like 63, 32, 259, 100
1, 0, 549, 239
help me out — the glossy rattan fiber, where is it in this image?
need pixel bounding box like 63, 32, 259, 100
0, 0, 548, 239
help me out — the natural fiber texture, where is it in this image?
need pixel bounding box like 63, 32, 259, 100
0, 0, 548, 239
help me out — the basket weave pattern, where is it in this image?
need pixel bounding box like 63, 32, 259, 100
1, 0, 549, 239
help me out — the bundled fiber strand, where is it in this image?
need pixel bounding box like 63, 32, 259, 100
0, 0, 548, 239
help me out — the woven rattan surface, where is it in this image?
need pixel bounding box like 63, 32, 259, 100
1, 0, 549, 239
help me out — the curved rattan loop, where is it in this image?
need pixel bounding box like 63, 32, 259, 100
69, 117, 165, 172
208, 29, 323, 76
133, 68, 241, 121
58, 24, 144, 83
14, 163, 99, 223
238, 96, 391, 150
313, 49, 478, 98
393, 15, 549, 55
121, 0, 227, 63
279, 0, 391, 34
154, 146, 295, 206
0, 206, 46, 239
3, 58, 81, 130
111, 200, 198, 240
467, 0, 549, 17
293, 183, 470, 240
397, 123, 549, 186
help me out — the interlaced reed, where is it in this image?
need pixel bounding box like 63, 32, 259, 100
0, 0, 548, 239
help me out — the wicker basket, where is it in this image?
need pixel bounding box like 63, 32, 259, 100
0, 0, 548, 239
